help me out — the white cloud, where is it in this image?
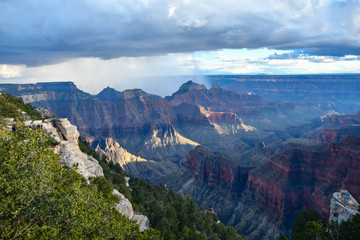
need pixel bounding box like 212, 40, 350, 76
168, 6, 176, 18
0, 65, 24, 78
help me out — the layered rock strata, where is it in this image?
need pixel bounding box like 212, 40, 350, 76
96, 137, 178, 181
207, 75, 360, 114
169, 133, 360, 239
1, 81, 330, 166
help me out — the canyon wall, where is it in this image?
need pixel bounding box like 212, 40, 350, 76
168, 124, 360, 239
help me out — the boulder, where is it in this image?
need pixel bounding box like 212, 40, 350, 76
330, 190, 359, 224
112, 189, 150, 231
113, 189, 134, 219
132, 214, 150, 232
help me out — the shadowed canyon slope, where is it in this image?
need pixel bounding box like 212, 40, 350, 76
1, 76, 360, 239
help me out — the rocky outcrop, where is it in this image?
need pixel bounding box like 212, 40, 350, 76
26, 118, 104, 179
112, 189, 150, 231
183, 146, 249, 191
320, 127, 360, 143
329, 190, 359, 224
172, 80, 207, 95
132, 214, 150, 232
198, 105, 256, 134
112, 189, 134, 219
0, 82, 91, 103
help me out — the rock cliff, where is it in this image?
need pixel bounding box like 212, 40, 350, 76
95, 86, 122, 102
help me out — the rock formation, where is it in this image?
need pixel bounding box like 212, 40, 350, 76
329, 190, 359, 224
0, 82, 91, 103
112, 189, 150, 231
2, 81, 331, 165
26, 118, 104, 179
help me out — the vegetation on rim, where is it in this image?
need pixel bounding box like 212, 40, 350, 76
0, 95, 161, 239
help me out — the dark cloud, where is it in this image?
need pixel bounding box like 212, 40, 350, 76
0, 0, 359, 66
268, 50, 303, 60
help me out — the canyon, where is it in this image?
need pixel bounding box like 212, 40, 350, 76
1, 75, 360, 239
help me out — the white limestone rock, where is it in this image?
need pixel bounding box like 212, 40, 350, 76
53, 118, 79, 142
113, 189, 134, 219
125, 176, 130, 187
58, 141, 103, 179
52, 118, 103, 178
329, 190, 359, 224
27, 118, 103, 179
132, 213, 150, 232
112, 189, 150, 232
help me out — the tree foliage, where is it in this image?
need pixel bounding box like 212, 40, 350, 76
291, 208, 360, 240
292, 209, 327, 240
0, 123, 161, 239
0, 93, 41, 120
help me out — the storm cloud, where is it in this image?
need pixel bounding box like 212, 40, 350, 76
0, 0, 359, 66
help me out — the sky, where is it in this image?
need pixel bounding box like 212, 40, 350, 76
0, 0, 360, 95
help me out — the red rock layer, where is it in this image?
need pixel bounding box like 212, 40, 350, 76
183, 134, 360, 229
184, 146, 249, 193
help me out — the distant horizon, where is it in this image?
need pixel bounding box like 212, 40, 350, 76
2, 74, 360, 98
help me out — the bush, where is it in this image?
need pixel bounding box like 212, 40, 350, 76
291, 208, 360, 240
